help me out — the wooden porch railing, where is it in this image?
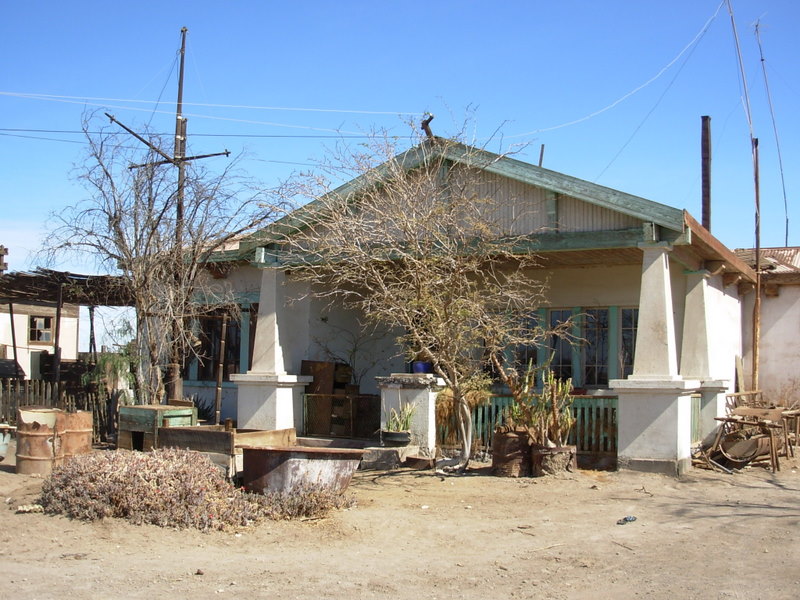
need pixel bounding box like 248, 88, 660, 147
440, 394, 618, 458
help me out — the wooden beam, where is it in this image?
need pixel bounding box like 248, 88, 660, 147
684, 212, 757, 282
723, 273, 743, 287
704, 260, 726, 276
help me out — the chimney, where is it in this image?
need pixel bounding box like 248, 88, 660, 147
701, 116, 712, 231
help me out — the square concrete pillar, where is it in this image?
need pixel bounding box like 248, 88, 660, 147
611, 378, 700, 475
376, 374, 442, 456
231, 373, 312, 431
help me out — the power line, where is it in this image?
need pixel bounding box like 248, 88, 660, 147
0, 127, 382, 139
0, 90, 419, 116
755, 20, 790, 246
1, 93, 367, 134
507, 0, 726, 139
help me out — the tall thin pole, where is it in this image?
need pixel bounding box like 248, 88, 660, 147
167, 27, 188, 403
53, 283, 64, 404
214, 314, 228, 425
8, 303, 20, 380
752, 138, 761, 390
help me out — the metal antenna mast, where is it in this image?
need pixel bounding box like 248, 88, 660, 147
106, 27, 230, 403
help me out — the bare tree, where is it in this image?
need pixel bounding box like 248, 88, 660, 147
45, 113, 282, 404
276, 128, 561, 469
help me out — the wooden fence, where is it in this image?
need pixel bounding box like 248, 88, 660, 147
0, 378, 108, 443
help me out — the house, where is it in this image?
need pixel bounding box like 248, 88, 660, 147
736, 247, 800, 406
0, 301, 80, 379
0, 269, 127, 382
198, 138, 757, 475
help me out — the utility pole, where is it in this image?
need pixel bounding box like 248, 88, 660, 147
106, 27, 230, 403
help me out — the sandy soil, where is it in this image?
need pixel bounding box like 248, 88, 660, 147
1, 442, 798, 600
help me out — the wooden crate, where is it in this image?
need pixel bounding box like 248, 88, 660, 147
117, 405, 198, 451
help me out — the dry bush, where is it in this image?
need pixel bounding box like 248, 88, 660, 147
260, 484, 355, 520
38, 448, 352, 531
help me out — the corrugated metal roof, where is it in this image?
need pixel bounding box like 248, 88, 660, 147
734, 247, 800, 274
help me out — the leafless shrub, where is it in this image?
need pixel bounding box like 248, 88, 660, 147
38, 448, 351, 530
259, 484, 355, 520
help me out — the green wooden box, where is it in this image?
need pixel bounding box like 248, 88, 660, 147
118, 405, 198, 451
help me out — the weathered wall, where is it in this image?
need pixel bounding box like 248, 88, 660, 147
303, 290, 405, 395
742, 284, 800, 402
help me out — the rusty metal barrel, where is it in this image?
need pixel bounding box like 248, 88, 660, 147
16, 408, 64, 475
61, 411, 94, 460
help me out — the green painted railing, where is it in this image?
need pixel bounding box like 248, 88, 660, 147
458, 394, 618, 456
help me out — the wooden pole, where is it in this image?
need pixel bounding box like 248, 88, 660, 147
8, 303, 20, 380
53, 283, 64, 404
752, 138, 761, 391
214, 313, 228, 425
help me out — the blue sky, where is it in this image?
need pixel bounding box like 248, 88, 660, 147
1, 1, 798, 343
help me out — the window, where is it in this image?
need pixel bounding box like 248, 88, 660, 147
514, 312, 540, 370
620, 308, 638, 378
509, 306, 638, 389
549, 309, 573, 381
29, 316, 53, 343
191, 307, 258, 382
583, 309, 609, 386
195, 315, 241, 382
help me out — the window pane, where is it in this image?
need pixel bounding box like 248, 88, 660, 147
549, 309, 572, 380
583, 309, 609, 386
620, 308, 639, 377
194, 315, 242, 382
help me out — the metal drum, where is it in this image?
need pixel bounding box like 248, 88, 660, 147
15, 408, 64, 475
61, 411, 94, 460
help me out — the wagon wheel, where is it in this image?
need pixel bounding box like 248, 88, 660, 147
716, 423, 764, 465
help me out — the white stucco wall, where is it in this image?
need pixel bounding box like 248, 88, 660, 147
535, 264, 641, 307
705, 275, 741, 387
742, 284, 800, 402
303, 290, 405, 395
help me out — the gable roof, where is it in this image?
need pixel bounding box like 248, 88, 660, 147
242, 138, 684, 250
229, 138, 754, 281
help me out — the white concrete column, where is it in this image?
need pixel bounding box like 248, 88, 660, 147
231, 268, 311, 431
632, 243, 679, 380
376, 374, 441, 456
610, 242, 698, 475
612, 380, 697, 475
680, 270, 712, 380
250, 268, 286, 374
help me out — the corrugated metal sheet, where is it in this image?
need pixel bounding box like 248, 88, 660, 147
734, 247, 800, 274
461, 168, 642, 234
557, 196, 641, 232
460, 168, 551, 234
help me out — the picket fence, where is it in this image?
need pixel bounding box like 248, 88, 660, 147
0, 378, 108, 442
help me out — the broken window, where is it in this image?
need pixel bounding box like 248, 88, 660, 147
29, 316, 53, 343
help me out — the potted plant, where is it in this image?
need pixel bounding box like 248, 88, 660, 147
524, 369, 577, 476
381, 401, 417, 446
493, 361, 576, 476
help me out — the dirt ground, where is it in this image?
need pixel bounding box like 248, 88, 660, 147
1, 442, 798, 600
